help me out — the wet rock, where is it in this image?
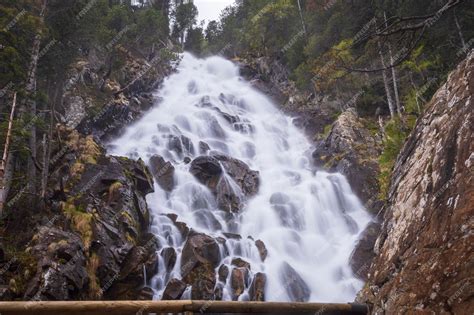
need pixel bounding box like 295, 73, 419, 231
223, 232, 242, 240
255, 240, 268, 262
231, 267, 248, 300
231, 258, 251, 270
233, 120, 254, 134
197, 95, 212, 107
350, 222, 380, 281
24, 227, 88, 301
214, 283, 224, 300
270, 192, 290, 205
106, 246, 158, 300
270, 193, 304, 229
208, 117, 227, 139
213, 107, 240, 124
173, 221, 189, 238
167, 135, 195, 157
199, 141, 210, 154
165, 215, 189, 238
181, 232, 221, 277
313, 110, 382, 213
249, 272, 266, 301
162, 278, 187, 300
190, 154, 259, 213
160, 247, 177, 273
194, 210, 222, 230
149, 155, 175, 192
213, 155, 259, 196
179, 232, 221, 300
280, 262, 310, 302
189, 156, 223, 188
137, 287, 154, 300
187, 263, 216, 300
218, 264, 229, 282
215, 176, 243, 213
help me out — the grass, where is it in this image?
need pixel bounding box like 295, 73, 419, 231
62, 199, 94, 250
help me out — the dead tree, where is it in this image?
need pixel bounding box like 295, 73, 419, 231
385, 12, 402, 117
0, 93, 17, 214
23, 0, 48, 198
378, 41, 396, 118
343, 0, 466, 73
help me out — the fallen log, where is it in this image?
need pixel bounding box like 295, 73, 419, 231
0, 300, 369, 315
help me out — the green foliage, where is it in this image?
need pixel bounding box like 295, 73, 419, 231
185, 26, 205, 55
0, 4, 42, 86
172, 2, 198, 44
378, 118, 410, 199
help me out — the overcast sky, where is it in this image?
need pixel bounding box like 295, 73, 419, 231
193, 0, 235, 27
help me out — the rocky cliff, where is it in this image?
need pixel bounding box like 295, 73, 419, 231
358, 52, 474, 314
0, 46, 176, 301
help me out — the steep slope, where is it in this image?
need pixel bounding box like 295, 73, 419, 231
358, 52, 474, 313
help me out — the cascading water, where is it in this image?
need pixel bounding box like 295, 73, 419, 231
108, 53, 371, 302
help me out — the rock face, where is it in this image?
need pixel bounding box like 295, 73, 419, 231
357, 52, 474, 313
3, 128, 157, 301
75, 46, 174, 143
149, 155, 175, 192
238, 57, 339, 138
190, 155, 259, 213
313, 109, 382, 212
279, 262, 311, 302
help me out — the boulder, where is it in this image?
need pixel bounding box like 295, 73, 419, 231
231, 258, 251, 270
255, 240, 268, 262
190, 155, 259, 213
160, 247, 177, 273
198, 141, 210, 154
149, 155, 175, 192
218, 264, 229, 282
167, 135, 195, 158
214, 155, 259, 196
279, 262, 310, 302
162, 278, 187, 300
181, 232, 221, 276
249, 272, 266, 301
230, 267, 248, 300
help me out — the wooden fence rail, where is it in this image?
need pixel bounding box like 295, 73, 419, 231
0, 300, 369, 315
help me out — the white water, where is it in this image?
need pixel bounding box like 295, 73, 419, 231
108, 53, 371, 302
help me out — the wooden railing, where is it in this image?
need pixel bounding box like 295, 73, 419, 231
0, 300, 369, 314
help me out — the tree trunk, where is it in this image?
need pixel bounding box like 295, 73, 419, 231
453, 10, 467, 51
0, 93, 17, 215
24, 0, 47, 198
40, 134, 49, 199
296, 0, 307, 38
378, 41, 396, 118
384, 13, 402, 117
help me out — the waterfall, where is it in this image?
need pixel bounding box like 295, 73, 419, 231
108, 53, 371, 302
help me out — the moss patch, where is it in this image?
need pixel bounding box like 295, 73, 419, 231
62, 200, 94, 250
87, 253, 101, 299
